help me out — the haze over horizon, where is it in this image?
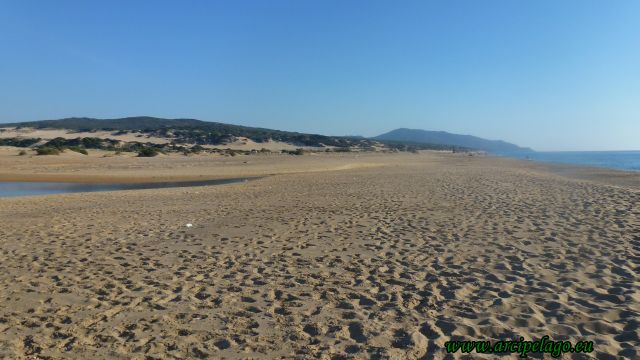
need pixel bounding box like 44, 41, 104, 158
1, 1, 639, 151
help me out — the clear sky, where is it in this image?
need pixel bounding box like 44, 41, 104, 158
1, 1, 639, 151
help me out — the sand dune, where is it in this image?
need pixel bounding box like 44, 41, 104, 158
0, 127, 171, 144
0, 127, 329, 151
0, 152, 638, 358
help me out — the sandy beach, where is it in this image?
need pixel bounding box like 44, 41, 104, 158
0, 150, 638, 359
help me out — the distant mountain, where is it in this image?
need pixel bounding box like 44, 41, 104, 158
374, 128, 533, 153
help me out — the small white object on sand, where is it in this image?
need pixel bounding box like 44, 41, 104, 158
186, 223, 193, 228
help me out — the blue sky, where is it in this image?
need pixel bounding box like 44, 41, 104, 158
1, 1, 638, 151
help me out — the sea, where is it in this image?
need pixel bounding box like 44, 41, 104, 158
504, 151, 640, 172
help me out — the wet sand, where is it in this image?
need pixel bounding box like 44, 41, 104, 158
0, 150, 638, 359
0, 147, 386, 183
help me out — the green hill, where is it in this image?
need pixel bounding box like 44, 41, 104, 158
375, 128, 532, 154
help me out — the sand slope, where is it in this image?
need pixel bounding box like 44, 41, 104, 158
0, 153, 638, 359
0, 127, 330, 151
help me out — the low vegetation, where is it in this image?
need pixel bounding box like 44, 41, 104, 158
137, 147, 160, 157
0, 138, 41, 147
282, 148, 305, 155
35, 147, 60, 156
332, 147, 352, 153
42, 137, 119, 150
67, 146, 89, 155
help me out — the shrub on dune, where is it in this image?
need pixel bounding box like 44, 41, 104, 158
35, 147, 60, 156
68, 146, 89, 155
137, 147, 159, 157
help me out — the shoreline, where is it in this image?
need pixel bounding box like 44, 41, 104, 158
492, 152, 640, 173
489, 155, 640, 190
0, 149, 638, 191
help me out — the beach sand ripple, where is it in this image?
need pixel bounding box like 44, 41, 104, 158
0, 153, 638, 358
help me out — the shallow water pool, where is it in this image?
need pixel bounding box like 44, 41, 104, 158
0, 178, 253, 198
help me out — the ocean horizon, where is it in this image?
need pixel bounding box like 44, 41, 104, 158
505, 150, 640, 172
